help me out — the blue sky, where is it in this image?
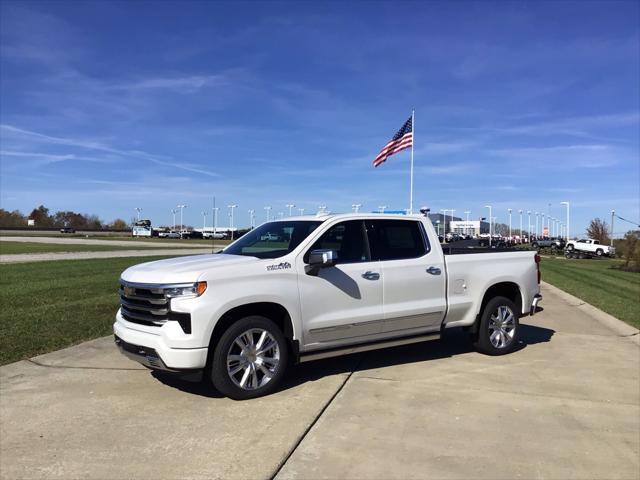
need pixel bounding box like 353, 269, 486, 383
1, 0, 638, 235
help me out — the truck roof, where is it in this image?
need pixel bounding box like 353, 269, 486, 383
267, 213, 425, 222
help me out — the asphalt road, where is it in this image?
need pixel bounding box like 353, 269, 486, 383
1, 283, 638, 480
0, 235, 209, 248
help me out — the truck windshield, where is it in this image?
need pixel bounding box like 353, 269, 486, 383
223, 221, 322, 259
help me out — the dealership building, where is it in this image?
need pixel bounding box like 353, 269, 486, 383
449, 220, 490, 236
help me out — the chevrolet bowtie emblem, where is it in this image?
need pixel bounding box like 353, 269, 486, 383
123, 286, 134, 296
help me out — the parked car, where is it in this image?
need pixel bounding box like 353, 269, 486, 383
565, 238, 615, 257
165, 231, 180, 239
115, 213, 542, 399
531, 238, 565, 250
60, 227, 75, 234
260, 232, 281, 241
203, 231, 226, 239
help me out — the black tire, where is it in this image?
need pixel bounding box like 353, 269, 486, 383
595, 248, 604, 257
209, 316, 289, 400
473, 296, 520, 356
566, 244, 574, 251
531, 242, 538, 249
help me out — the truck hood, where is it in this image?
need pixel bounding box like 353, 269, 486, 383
120, 253, 257, 284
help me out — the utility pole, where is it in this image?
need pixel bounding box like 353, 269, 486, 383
176, 204, 187, 232
212, 207, 219, 235
611, 210, 615, 246
561, 201, 570, 241
518, 210, 523, 242
248, 209, 255, 229
352, 204, 362, 213
286, 204, 295, 217
228, 204, 237, 240
508, 208, 512, 241
484, 205, 492, 247
264, 206, 271, 222
535, 212, 539, 239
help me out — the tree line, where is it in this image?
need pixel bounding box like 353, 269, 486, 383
0, 205, 129, 230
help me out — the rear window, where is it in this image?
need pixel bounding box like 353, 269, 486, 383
366, 219, 428, 261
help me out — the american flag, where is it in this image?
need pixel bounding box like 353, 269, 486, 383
372, 115, 413, 168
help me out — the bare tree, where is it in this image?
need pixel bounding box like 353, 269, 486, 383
586, 218, 610, 244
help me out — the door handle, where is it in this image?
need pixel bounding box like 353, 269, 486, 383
426, 266, 441, 275
362, 271, 380, 280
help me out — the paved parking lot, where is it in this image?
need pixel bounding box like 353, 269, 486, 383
1, 283, 638, 480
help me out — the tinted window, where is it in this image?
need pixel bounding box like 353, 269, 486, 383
224, 221, 321, 259
367, 220, 428, 261
305, 220, 369, 264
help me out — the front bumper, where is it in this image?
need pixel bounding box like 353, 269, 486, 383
113, 314, 208, 371
530, 294, 543, 316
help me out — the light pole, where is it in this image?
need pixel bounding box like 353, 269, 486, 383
286, 204, 295, 217
611, 210, 615, 246
352, 204, 362, 213
560, 201, 570, 241
298, 208, 305, 216
171, 209, 177, 230
449, 209, 456, 235
201, 210, 208, 230
248, 209, 255, 229
508, 208, 512, 241
212, 207, 219, 235
228, 204, 237, 240
440, 209, 449, 237
278, 212, 284, 219
464, 211, 471, 236
135, 207, 142, 221
264, 206, 272, 222
535, 212, 539, 239
527, 211, 531, 241
484, 205, 492, 247
378, 205, 387, 214
318, 205, 327, 214
519, 210, 523, 242
176, 204, 187, 232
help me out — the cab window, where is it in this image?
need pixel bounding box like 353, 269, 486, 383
305, 220, 369, 264
366, 219, 428, 261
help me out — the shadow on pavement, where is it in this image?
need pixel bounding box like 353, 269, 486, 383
152, 324, 555, 399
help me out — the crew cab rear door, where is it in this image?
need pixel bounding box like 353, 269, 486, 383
366, 219, 446, 334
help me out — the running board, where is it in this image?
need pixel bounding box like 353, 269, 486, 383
299, 332, 441, 363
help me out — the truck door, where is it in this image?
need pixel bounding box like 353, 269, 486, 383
366, 219, 446, 334
297, 220, 384, 346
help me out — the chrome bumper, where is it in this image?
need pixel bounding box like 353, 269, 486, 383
530, 294, 543, 316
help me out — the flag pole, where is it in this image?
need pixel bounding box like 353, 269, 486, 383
409, 109, 415, 214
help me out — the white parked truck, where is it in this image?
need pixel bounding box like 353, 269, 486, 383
565, 238, 615, 257
114, 213, 542, 399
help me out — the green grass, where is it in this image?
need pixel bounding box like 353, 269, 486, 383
0, 256, 172, 365
540, 256, 640, 329
0, 241, 195, 254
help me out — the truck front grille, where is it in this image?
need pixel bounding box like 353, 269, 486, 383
118, 282, 191, 333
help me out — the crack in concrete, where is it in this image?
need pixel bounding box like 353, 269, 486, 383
26, 358, 146, 371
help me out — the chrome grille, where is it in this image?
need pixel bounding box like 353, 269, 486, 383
119, 282, 170, 327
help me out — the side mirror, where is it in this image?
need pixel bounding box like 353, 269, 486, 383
306, 249, 338, 275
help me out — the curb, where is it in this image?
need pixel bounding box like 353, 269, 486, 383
541, 281, 640, 346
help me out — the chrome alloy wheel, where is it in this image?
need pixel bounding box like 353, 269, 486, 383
226, 328, 280, 390
488, 305, 516, 349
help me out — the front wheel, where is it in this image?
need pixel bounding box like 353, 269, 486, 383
473, 296, 520, 355
595, 248, 604, 257
210, 316, 289, 400
566, 244, 574, 251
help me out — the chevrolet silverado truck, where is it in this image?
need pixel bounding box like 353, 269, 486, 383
565, 238, 615, 257
114, 213, 542, 400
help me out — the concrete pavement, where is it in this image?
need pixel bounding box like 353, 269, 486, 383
1, 284, 638, 479
0, 236, 211, 248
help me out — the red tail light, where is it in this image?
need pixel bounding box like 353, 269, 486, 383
534, 254, 541, 284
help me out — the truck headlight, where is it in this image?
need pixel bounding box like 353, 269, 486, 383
164, 281, 207, 298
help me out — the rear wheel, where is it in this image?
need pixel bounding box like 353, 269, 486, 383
210, 316, 288, 400
595, 248, 604, 257
473, 296, 520, 356
566, 244, 574, 251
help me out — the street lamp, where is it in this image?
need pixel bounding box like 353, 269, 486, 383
508, 208, 512, 241
534, 212, 539, 239
285, 204, 295, 217
212, 207, 219, 235
176, 204, 187, 232
464, 211, 471, 236
248, 209, 255, 229
201, 210, 208, 230
378, 205, 387, 214
560, 201, 570, 241
227, 204, 237, 240
519, 210, 523, 242
484, 205, 492, 247
352, 204, 362, 213
278, 212, 284, 219
440, 209, 449, 237
264, 206, 272, 222
298, 208, 305, 216
171, 209, 177, 230
135, 207, 142, 221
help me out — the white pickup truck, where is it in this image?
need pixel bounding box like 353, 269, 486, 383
565, 238, 615, 257
114, 213, 542, 399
